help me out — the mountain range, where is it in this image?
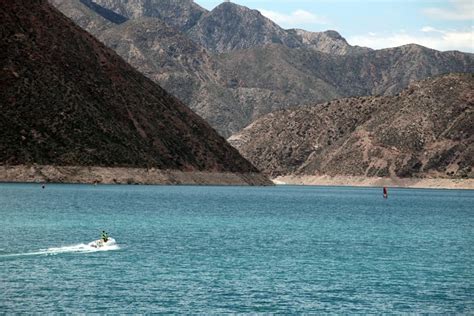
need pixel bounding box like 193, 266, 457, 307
50, 0, 474, 137
0, 0, 270, 185
229, 73, 473, 179
3, 0, 472, 184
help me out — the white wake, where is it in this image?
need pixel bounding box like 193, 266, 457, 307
0, 238, 119, 258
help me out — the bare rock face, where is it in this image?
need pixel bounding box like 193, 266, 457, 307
187, 2, 302, 53
217, 44, 473, 130
91, 0, 206, 32
287, 29, 371, 55
230, 74, 474, 179
49, 0, 116, 36
0, 0, 271, 185
97, 17, 219, 103
218, 44, 474, 98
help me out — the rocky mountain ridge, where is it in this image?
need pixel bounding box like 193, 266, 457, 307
49, 0, 115, 36
93, 0, 207, 32
0, 0, 270, 185
50, 0, 474, 137
187, 2, 302, 53
69, 0, 369, 54
287, 29, 372, 55
229, 73, 474, 179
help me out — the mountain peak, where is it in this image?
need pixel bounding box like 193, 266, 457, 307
288, 29, 371, 55
214, 1, 257, 13
322, 30, 344, 40
188, 1, 301, 53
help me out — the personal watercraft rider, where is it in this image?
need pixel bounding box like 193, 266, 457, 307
101, 231, 109, 242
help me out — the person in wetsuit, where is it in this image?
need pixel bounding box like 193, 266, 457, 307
101, 231, 109, 242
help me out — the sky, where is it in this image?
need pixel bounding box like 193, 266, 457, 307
195, 0, 474, 52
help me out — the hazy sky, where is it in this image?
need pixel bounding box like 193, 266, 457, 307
195, 0, 474, 52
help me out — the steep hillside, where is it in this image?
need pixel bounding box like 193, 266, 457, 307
217, 44, 473, 131
187, 2, 301, 53
92, 0, 206, 32
218, 44, 473, 101
51, 0, 474, 138
230, 74, 474, 179
49, 0, 116, 36
98, 17, 219, 102
0, 0, 270, 185
287, 29, 371, 55
50, 0, 246, 136
64, 0, 367, 55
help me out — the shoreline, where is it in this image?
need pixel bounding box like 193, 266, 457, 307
273, 175, 474, 190
0, 165, 272, 186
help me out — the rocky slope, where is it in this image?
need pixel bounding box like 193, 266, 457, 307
49, 0, 116, 36
0, 0, 271, 185
92, 0, 206, 32
67, 0, 369, 55
217, 44, 473, 123
287, 29, 371, 55
229, 74, 474, 179
50, 0, 474, 137
219, 43, 474, 94
98, 17, 219, 101
187, 2, 302, 53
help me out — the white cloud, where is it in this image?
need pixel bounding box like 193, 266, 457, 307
423, 0, 474, 21
348, 28, 474, 53
421, 26, 439, 33
258, 9, 330, 27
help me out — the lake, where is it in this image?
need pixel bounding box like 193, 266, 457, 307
0, 183, 472, 313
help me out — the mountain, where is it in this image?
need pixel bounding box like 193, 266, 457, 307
287, 29, 371, 55
49, 0, 255, 137
79, 0, 128, 24
49, 0, 117, 36
50, 0, 474, 138
187, 2, 302, 53
215, 44, 473, 135
97, 17, 219, 102
0, 0, 270, 185
61, 0, 367, 55
92, 0, 207, 32
217, 43, 474, 103
229, 74, 474, 179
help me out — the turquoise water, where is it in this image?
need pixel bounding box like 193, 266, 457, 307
0, 183, 473, 313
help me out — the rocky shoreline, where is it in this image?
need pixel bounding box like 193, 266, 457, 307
0, 165, 272, 186
273, 175, 474, 190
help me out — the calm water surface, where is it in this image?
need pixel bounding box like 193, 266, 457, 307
0, 184, 472, 313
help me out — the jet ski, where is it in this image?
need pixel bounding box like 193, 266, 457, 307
88, 237, 116, 249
